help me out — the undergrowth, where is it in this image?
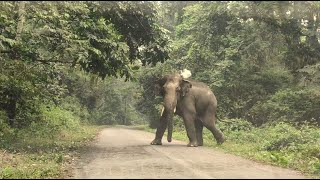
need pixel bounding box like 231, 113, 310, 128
0, 99, 102, 179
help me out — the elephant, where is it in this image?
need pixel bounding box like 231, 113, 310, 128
150, 70, 225, 147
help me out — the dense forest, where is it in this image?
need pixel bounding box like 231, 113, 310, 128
0, 1, 319, 178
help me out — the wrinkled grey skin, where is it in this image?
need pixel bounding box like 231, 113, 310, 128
150, 73, 225, 147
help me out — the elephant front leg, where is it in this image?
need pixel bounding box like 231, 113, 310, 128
183, 114, 198, 147
151, 117, 167, 145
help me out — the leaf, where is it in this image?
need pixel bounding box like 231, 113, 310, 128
0, 35, 16, 46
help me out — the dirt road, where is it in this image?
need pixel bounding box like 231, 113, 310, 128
73, 127, 307, 179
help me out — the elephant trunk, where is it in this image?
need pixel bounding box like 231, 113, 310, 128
167, 110, 173, 142
163, 93, 177, 143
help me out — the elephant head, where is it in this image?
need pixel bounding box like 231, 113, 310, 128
157, 70, 192, 142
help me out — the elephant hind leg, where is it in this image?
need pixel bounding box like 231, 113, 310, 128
207, 123, 225, 145
201, 114, 225, 145
195, 119, 204, 146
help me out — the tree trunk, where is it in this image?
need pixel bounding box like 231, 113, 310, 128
7, 94, 18, 128
16, 1, 26, 42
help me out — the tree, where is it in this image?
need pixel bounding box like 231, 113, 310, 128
0, 1, 170, 127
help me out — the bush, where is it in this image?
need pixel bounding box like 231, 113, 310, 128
261, 122, 305, 151
218, 118, 253, 132
261, 122, 320, 153
59, 96, 90, 123
40, 105, 81, 131
0, 111, 17, 147
248, 88, 320, 126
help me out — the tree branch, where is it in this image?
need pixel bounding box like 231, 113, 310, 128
0, 50, 12, 53
34, 59, 76, 64
0, 50, 77, 64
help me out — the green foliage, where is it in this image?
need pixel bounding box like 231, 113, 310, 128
0, 1, 169, 80
40, 105, 80, 131
218, 118, 253, 132
0, 60, 66, 128
261, 123, 308, 151
0, 1, 170, 129
249, 88, 320, 125
136, 62, 178, 128
297, 62, 320, 87
0, 124, 100, 179
63, 71, 148, 126
0, 111, 16, 144
0, 87, 100, 179
59, 96, 90, 122
1, 165, 60, 179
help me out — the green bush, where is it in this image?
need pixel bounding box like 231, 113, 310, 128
260, 122, 320, 154
59, 96, 90, 123
248, 88, 320, 126
218, 118, 253, 132
91, 110, 118, 125
0, 111, 17, 147
173, 116, 185, 130
40, 105, 81, 131
0, 165, 60, 179
261, 122, 306, 151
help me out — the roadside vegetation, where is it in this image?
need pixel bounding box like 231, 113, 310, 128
170, 118, 320, 178
139, 117, 320, 178
0, 124, 100, 178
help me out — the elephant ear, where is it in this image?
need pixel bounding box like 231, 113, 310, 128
180, 80, 192, 97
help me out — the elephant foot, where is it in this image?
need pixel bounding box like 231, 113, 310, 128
217, 136, 226, 145
150, 139, 162, 145
197, 139, 203, 146
187, 142, 198, 147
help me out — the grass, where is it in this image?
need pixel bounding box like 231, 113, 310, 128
0, 123, 103, 179
138, 120, 320, 179
0, 98, 107, 178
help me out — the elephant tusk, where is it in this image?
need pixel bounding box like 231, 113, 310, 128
160, 106, 176, 116
161, 106, 164, 116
